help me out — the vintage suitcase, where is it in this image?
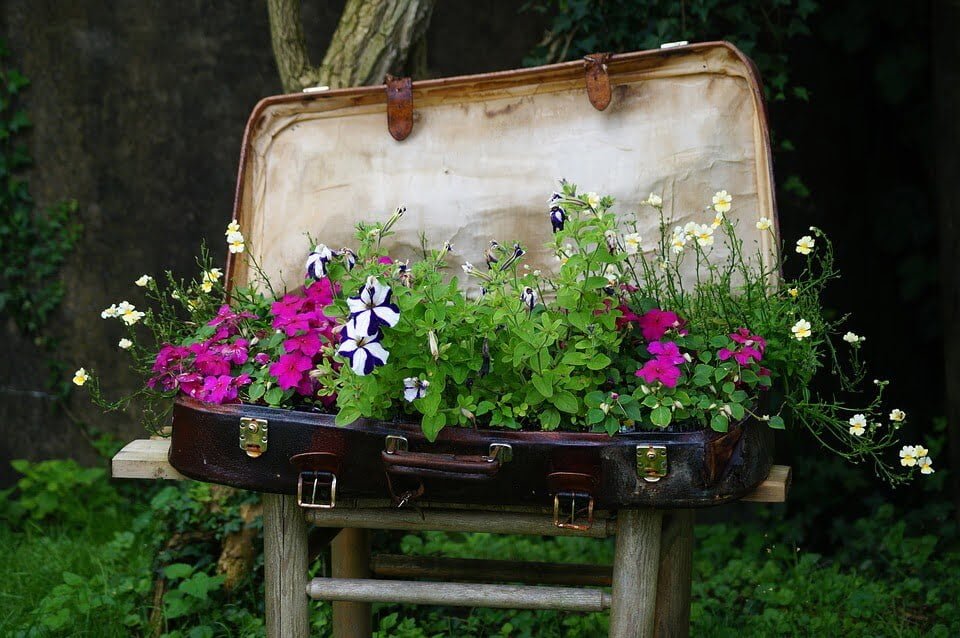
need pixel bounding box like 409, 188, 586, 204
169, 41, 778, 516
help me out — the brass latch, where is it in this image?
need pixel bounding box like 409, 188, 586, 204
239, 417, 268, 458
637, 445, 667, 482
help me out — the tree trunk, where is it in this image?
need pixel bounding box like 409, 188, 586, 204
933, 0, 960, 524
267, 0, 437, 93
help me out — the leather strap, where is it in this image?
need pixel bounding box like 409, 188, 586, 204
547, 470, 598, 495
385, 75, 414, 141
382, 449, 501, 481
584, 53, 613, 111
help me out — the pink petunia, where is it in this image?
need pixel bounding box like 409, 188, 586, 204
213, 339, 249, 365
269, 352, 314, 390
616, 305, 642, 330
647, 340, 685, 365
283, 331, 323, 357
635, 359, 682, 388
254, 352, 271, 365
193, 348, 232, 377
717, 328, 766, 365
199, 375, 238, 404
637, 309, 684, 341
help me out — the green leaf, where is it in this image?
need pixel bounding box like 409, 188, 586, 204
709, 335, 730, 348
730, 402, 745, 420
247, 382, 265, 401
539, 408, 561, 431
531, 374, 554, 398
335, 407, 361, 426
421, 413, 446, 441
179, 572, 224, 600
553, 391, 578, 414
163, 563, 194, 580
698, 351, 712, 364
711, 414, 729, 432
604, 415, 620, 435
714, 368, 727, 383
587, 353, 611, 370
587, 408, 606, 424
650, 406, 672, 427
768, 415, 786, 430
721, 382, 735, 394
562, 351, 590, 366
264, 386, 283, 406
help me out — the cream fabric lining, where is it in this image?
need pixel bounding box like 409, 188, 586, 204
236, 45, 776, 294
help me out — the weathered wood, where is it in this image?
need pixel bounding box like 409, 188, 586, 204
307, 577, 611, 611
654, 510, 694, 638
110, 439, 791, 504
371, 554, 614, 587
263, 494, 309, 638
610, 509, 663, 638
305, 506, 617, 538
331, 528, 372, 638
111, 438, 185, 480
740, 464, 791, 503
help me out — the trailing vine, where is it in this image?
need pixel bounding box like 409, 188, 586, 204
0, 41, 82, 396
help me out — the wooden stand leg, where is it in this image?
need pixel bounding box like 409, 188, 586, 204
331, 528, 372, 638
653, 510, 694, 638
610, 509, 663, 638
263, 493, 310, 638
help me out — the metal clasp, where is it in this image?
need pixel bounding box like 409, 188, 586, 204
553, 491, 595, 531
385, 435, 408, 454
637, 445, 668, 482
239, 417, 268, 458
486, 443, 512, 463
296, 471, 337, 509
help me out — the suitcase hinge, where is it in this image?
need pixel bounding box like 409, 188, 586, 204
584, 52, 613, 111
637, 445, 668, 482
239, 417, 268, 458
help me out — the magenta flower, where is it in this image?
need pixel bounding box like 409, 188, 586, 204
192, 346, 232, 377
647, 340, 685, 365
254, 352, 271, 365
637, 309, 685, 341
284, 332, 322, 357
717, 328, 765, 365
176, 372, 204, 397
152, 344, 189, 373
635, 359, 682, 388
213, 339, 249, 365
270, 352, 314, 390
200, 374, 239, 404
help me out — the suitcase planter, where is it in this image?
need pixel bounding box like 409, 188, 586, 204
168, 41, 779, 523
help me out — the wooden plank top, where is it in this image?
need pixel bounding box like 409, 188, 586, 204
111, 438, 790, 503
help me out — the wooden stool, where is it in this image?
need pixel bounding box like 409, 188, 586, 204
113, 439, 790, 638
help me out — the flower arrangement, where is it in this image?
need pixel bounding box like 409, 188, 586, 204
80, 180, 932, 484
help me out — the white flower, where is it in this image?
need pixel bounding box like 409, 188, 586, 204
670, 227, 687, 254
225, 220, 240, 235
623, 232, 642, 255
693, 223, 714, 247
520, 286, 537, 311
101, 304, 120, 319
796, 235, 815, 255
646, 193, 663, 207
135, 275, 152, 287
914, 445, 929, 458
889, 409, 906, 422
403, 377, 429, 402
117, 301, 135, 314
899, 445, 918, 467
346, 276, 401, 334
118, 338, 133, 350
755, 217, 772, 231
712, 190, 732, 213
682, 221, 698, 238
118, 301, 145, 326
599, 402, 611, 414
711, 212, 724, 229
72, 368, 89, 386
585, 192, 601, 209
791, 319, 812, 340
848, 414, 867, 436
462, 262, 476, 275
203, 268, 222, 283
604, 264, 620, 287
227, 230, 245, 254
843, 332, 863, 345
760, 414, 771, 421
918, 456, 935, 475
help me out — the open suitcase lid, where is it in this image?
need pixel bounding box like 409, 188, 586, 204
227, 41, 777, 291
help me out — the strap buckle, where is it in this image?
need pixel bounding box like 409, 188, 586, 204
552, 491, 595, 531
296, 471, 337, 509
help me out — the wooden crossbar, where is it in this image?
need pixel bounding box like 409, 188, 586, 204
306, 577, 612, 612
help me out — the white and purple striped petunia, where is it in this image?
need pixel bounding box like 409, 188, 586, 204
403, 377, 430, 402
346, 276, 401, 334
306, 244, 335, 280
550, 206, 566, 233
337, 320, 389, 376
520, 286, 537, 312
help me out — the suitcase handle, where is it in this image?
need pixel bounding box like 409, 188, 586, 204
381, 442, 511, 482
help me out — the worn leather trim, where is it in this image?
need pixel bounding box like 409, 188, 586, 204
584, 53, 613, 111
385, 75, 414, 141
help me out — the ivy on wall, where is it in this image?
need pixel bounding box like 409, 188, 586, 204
0, 41, 82, 394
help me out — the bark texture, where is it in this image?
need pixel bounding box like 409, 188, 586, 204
933, 0, 960, 523
268, 0, 437, 92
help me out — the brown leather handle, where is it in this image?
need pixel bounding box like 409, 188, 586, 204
381, 449, 501, 481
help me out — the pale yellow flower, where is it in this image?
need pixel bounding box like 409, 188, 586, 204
843, 332, 863, 345
791, 319, 812, 340
585, 192, 601, 209
899, 445, 918, 467
646, 193, 663, 207
787, 288, 799, 298
225, 219, 240, 235
712, 190, 732, 214
101, 304, 120, 319
712, 212, 724, 229
118, 338, 133, 350
756, 217, 772, 231
914, 445, 929, 458
227, 230, 245, 254
919, 456, 935, 475
670, 227, 687, 254
889, 409, 906, 422
135, 275, 153, 287
694, 223, 715, 247
604, 264, 620, 287
796, 235, 815, 255
623, 233, 642, 255
72, 368, 89, 386
848, 414, 867, 436
200, 281, 214, 293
